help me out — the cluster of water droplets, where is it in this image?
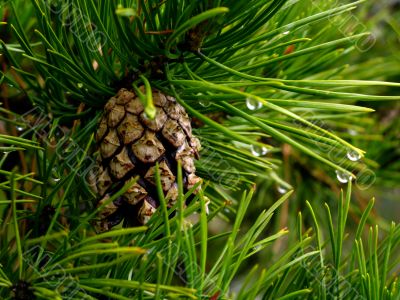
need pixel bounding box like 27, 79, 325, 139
76, 82, 89, 92
334, 149, 362, 183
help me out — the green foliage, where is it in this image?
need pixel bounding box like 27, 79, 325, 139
0, 135, 398, 299
2, 0, 400, 188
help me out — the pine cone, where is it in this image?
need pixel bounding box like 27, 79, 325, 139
90, 88, 202, 232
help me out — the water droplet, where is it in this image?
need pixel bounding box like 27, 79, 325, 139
277, 185, 288, 194
147, 247, 156, 255
139, 111, 149, 121
246, 97, 262, 110
181, 220, 194, 231
204, 198, 210, 215
335, 170, 352, 183
253, 245, 262, 251
92, 60, 99, 71
347, 150, 361, 162
282, 31, 290, 35
16, 125, 25, 132
199, 97, 210, 107
77, 83, 84, 88
51, 168, 61, 183
348, 129, 357, 136
197, 93, 210, 107
2, 147, 18, 154
251, 145, 268, 157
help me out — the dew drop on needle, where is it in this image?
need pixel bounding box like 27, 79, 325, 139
277, 185, 288, 194
347, 150, 361, 162
246, 97, 262, 110
251, 145, 268, 157
335, 170, 352, 183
